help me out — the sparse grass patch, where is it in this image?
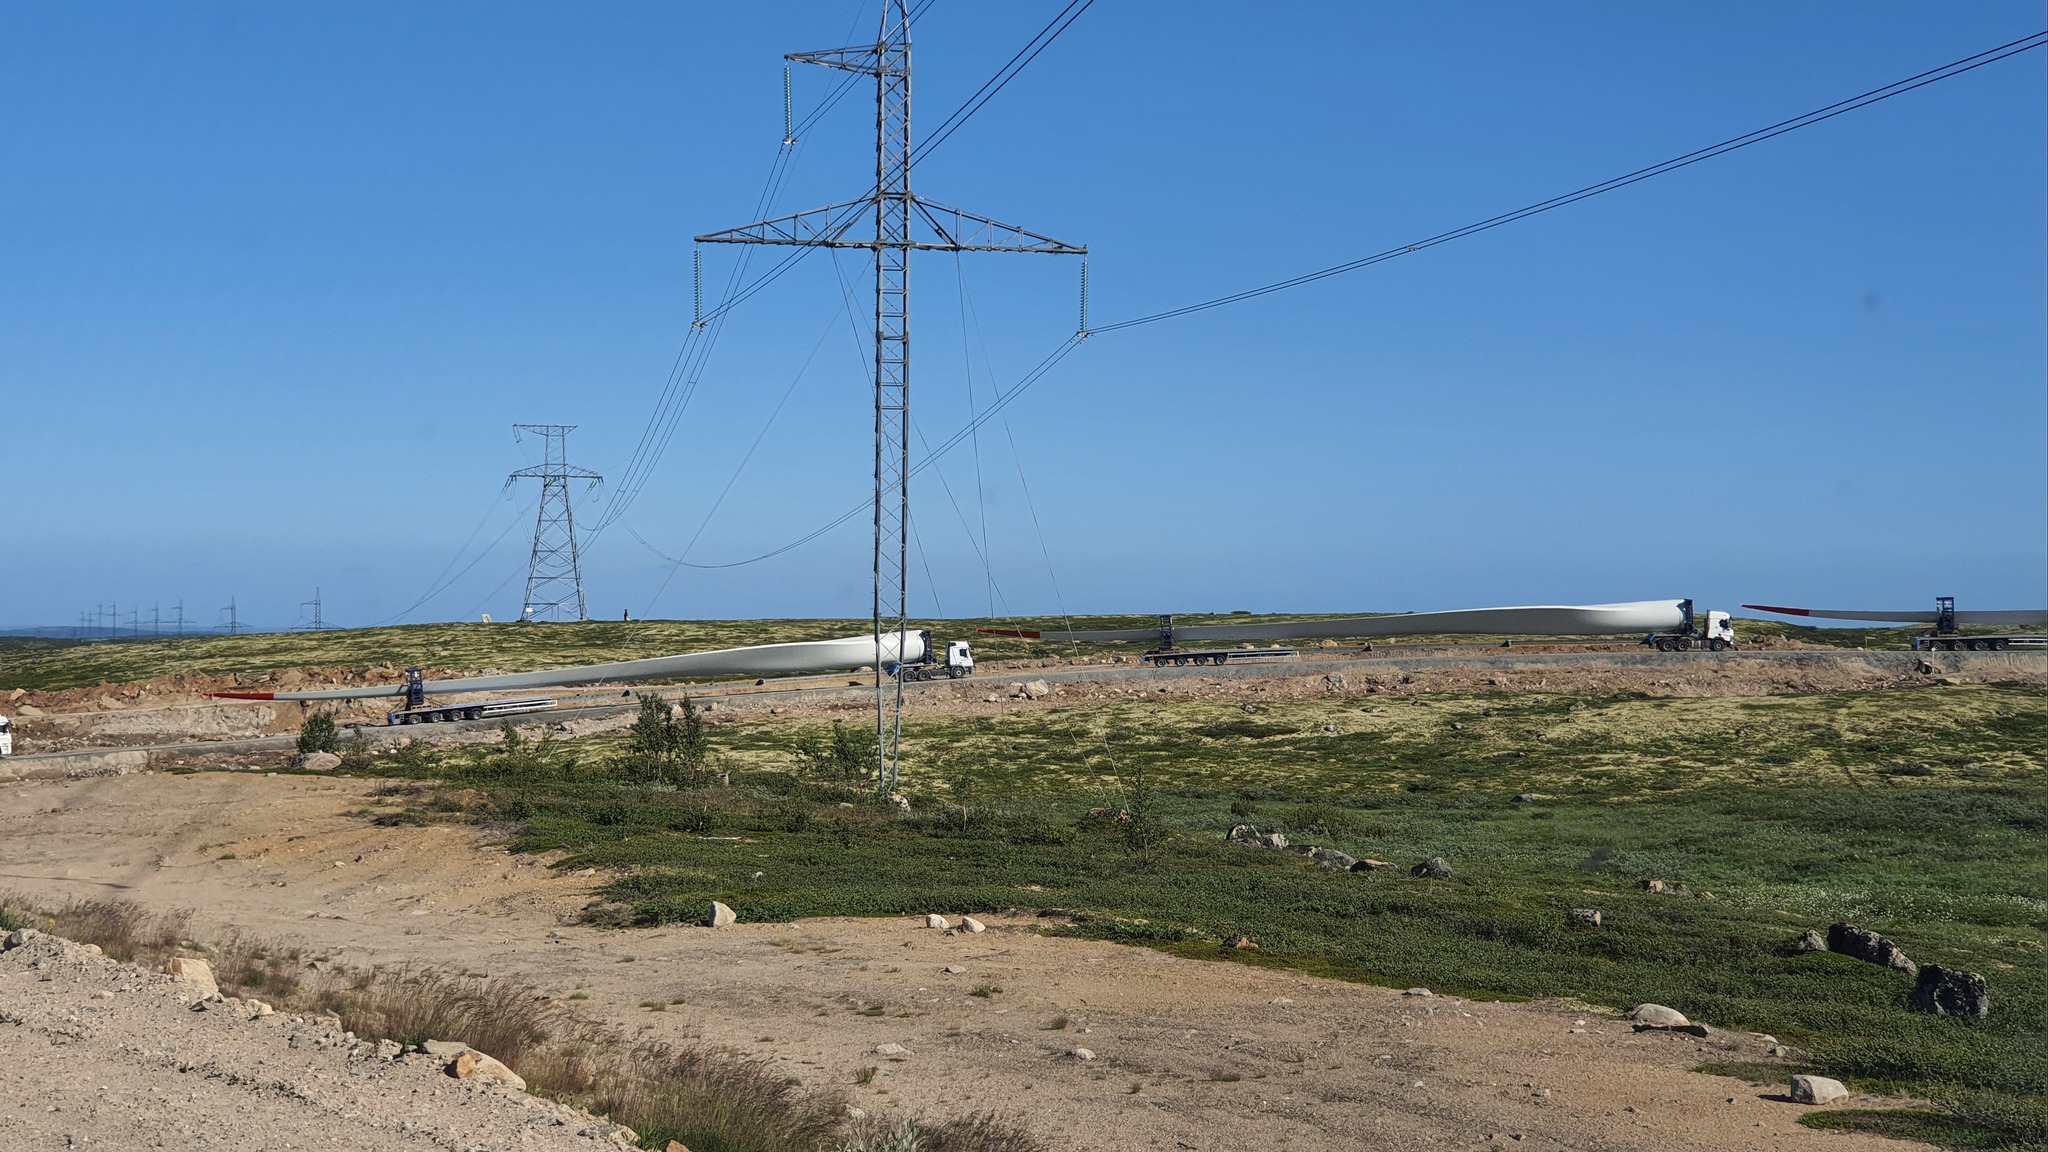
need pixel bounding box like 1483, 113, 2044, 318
357, 683, 2046, 1151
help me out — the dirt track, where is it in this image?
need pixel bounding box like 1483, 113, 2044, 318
0, 771, 1934, 1151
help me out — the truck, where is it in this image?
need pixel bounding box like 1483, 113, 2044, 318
1643, 599, 1736, 651
0, 715, 12, 757
1142, 646, 1299, 667
892, 634, 976, 681
1913, 597, 2047, 651
384, 667, 558, 726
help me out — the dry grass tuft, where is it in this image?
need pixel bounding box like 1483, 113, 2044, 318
4, 894, 188, 962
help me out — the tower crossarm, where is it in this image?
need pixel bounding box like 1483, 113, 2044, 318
696, 196, 877, 249
908, 197, 1085, 254
509, 465, 603, 481
701, 194, 1084, 255
785, 43, 907, 77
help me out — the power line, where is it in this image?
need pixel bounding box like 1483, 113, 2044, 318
1088, 30, 2048, 334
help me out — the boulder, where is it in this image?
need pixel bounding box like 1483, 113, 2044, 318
1262, 832, 1289, 850
1223, 935, 1258, 950
1350, 859, 1398, 872
1628, 1004, 1689, 1027
1310, 847, 1356, 869
295, 751, 343, 772
1826, 924, 1917, 976
1022, 679, 1052, 699
1066, 1047, 1096, 1061
1403, 987, 1432, 997
1410, 856, 1453, 879
874, 1043, 912, 1058
3, 928, 39, 950
445, 1045, 527, 1090
1797, 929, 1827, 952
924, 914, 951, 930
1910, 966, 1990, 1018
1226, 823, 1260, 843
959, 916, 986, 934
709, 901, 737, 928
1566, 908, 1602, 927
163, 957, 219, 994
1321, 673, 1345, 691
1789, 1075, 1849, 1105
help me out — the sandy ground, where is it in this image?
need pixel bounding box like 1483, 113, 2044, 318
0, 931, 635, 1151
0, 771, 1933, 1151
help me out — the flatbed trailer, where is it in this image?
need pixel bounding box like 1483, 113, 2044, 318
386, 696, 556, 726
1911, 597, 2044, 651
1141, 646, 1298, 667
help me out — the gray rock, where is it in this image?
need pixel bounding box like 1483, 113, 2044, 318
3, 928, 40, 950
1350, 858, 1398, 872
1513, 793, 1538, 804
1262, 832, 1289, 850
1910, 966, 1989, 1018
1628, 1004, 1689, 1027
295, 751, 343, 772
1797, 929, 1827, 952
1403, 987, 1432, 997
1566, 908, 1602, 927
1322, 673, 1345, 691
1066, 1047, 1096, 1061
924, 913, 950, 930
1410, 856, 1453, 879
874, 1042, 912, 1058
1021, 679, 1052, 699
959, 916, 986, 934
709, 901, 737, 928
1227, 823, 1260, 843
1826, 923, 1917, 976
1789, 1075, 1849, 1105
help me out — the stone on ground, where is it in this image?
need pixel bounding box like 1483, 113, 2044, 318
1566, 908, 1602, 926
1022, 679, 1051, 698
924, 913, 950, 930
1797, 929, 1827, 951
1789, 1075, 1849, 1105
874, 1042, 912, 1058
1628, 1004, 1688, 1027
1910, 966, 1990, 1018
960, 916, 986, 933
709, 901, 737, 928
1825, 923, 1917, 976
1067, 1047, 1096, 1061
163, 956, 218, 994
1410, 856, 1453, 879
295, 751, 343, 772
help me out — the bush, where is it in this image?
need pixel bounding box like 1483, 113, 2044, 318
794, 721, 880, 790
626, 694, 708, 787
298, 713, 340, 754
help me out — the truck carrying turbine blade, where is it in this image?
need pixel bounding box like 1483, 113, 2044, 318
981, 600, 1694, 644
1742, 598, 2047, 651
205, 632, 931, 703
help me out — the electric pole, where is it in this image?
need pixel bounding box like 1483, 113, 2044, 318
698, 1, 1085, 794
301, 587, 326, 631
172, 600, 189, 638
221, 597, 241, 635
509, 424, 601, 622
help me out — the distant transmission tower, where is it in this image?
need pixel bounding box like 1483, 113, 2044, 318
221, 597, 242, 635
509, 424, 602, 622
171, 600, 190, 638
699, 1, 1085, 793
301, 587, 327, 631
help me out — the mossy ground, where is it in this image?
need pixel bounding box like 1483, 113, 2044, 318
343, 681, 2047, 1149
0, 612, 1958, 693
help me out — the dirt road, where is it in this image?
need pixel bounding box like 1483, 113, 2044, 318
0, 771, 1931, 1151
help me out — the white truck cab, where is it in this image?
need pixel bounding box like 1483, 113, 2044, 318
945, 640, 975, 677
1703, 611, 1735, 645
0, 715, 13, 757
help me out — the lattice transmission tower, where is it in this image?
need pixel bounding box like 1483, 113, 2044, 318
510, 424, 602, 622
699, 1, 1084, 794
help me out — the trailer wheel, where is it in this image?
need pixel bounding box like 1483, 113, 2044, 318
1992, 638, 2009, 651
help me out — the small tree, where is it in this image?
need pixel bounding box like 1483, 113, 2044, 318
793, 721, 879, 791
298, 712, 340, 754
1114, 756, 1164, 865
627, 694, 707, 787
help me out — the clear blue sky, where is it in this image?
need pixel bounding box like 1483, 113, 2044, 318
3, 1, 2042, 631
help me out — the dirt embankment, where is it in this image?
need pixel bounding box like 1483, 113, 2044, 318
0, 772, 1937, 1152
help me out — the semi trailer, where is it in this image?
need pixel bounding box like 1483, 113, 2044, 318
891, 634, 976, 681
384, 667, 557, 726
1741, 597, 2048, 650
0, 715, 12, 757
1642, 600, 1736, 651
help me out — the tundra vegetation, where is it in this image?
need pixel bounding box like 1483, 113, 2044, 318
326, 682, 2048, 1150
0, 611, 1970, 693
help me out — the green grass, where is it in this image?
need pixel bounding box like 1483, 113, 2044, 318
330, 685, 2045, 1147
0, 611, 1967, 693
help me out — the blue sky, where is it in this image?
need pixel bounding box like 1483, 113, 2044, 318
2, 1, 2042, 631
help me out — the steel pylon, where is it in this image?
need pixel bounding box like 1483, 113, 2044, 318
510, 424, 603, 622
699, 1, 1083, 795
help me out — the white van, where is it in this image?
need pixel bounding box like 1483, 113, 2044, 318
0, 716, 12, 757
